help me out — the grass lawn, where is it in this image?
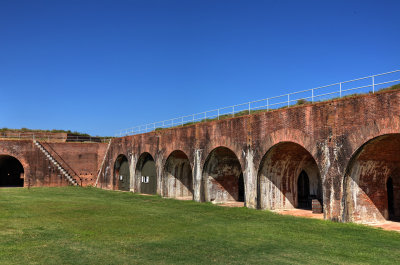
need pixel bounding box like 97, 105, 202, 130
1, 187, 399, 265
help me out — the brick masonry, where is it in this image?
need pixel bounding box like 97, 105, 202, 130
1, 89, 400, 224
98, 89, 400, 223
0, 140, 107, 187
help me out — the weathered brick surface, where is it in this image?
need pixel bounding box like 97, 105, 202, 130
343, 135, 400, 223
2, 90, 399, 224
202, 147, 243, 203
98, 89, 400, 223
258, 142, 321, 210
163, 150, 193, 199
45, 142, 108, 186
0, 140, 107, 187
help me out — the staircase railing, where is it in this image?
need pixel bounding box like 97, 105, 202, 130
95, 138, 112, 188
39, 140, 83, 186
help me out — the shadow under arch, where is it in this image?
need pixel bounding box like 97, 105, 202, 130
257, 142, 322, 211
114, 154, 130, 191
0, 155, 24, 187
163, 150, 193, 200
342, 133, 400, 223
135, 152, 157, 195
202, 146, 244, 203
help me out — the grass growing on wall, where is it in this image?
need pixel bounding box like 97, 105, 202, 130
153, 83, 400, 132
0, 187, 399, 265
0, 128, 91, 136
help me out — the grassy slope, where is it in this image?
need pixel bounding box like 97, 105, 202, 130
0, 187, 399, 265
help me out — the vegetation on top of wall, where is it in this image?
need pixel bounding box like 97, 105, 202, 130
378, 83, 400, 92
4, 84, 399, 137
0, 128, 113, 139
0, 127, 89, 136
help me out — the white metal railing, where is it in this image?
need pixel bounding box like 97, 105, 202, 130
116, 69, 400, 137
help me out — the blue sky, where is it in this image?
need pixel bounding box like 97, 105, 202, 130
1, 0, 399, 136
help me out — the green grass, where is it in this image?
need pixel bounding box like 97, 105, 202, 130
1, 187, 399, 264
0, 128, 91, 137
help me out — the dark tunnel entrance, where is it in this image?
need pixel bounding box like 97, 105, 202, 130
0, 155, 24, 187
387, 177, 395, 220
297, 171, 310, 209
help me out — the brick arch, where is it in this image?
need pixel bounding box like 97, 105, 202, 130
162, 150, 193, 199
111, 153, 130, 173
255, 128, 318, 168
342, 133, 400, 223
323, 117, 400, 222
201, 146, 245, 203
339, 116, 400, 222
201, 144, 245, 172
0, 152, 28, 174
0, 152, 29, 186
262, 128, 316, 155
344, 116, 400, 163
108, 150, 131, 190
113, 153, 130, 191
161, 148, 194, 169
132, 149, 156, 163
135, 152, 156, 170
130, 149, 157, 184
257, 140, 322, 210
134, 152, 157, 194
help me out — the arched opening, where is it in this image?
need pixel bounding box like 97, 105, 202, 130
258, 142, 322, 211
343, 134, 400, 223
238, 173, 244, 202
0, 155, 24, 187
163, 150, 193, 200
387, 177, 395, 220
297, 171, 310, 209
114, 154, 130, 191
202, 147, 244, 204
135, 152, 157, 195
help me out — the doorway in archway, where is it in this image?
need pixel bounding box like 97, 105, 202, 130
297, 171, 310, 209
387, 177, 395, 220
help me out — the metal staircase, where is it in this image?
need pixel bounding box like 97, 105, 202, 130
33, 140, 80, 186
